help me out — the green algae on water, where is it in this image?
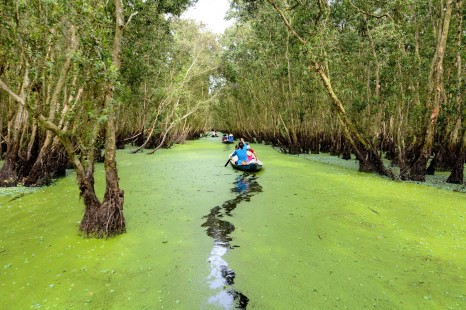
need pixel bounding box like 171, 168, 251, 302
0, 138, 465, 309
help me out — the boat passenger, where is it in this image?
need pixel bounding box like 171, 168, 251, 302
230, 141, 248, 165
247, 149, 256, 162
228, 134, 234, 142
240, 138, 251, 150
222, 134, 227, 142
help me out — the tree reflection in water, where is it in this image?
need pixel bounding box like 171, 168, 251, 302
201, 173, 262, 309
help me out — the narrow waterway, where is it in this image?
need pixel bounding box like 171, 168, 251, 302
202, 173, 262, 309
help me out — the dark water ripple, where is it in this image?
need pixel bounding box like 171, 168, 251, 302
201, 173, 262, 309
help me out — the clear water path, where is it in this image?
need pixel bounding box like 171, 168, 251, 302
202, 173, 262, 308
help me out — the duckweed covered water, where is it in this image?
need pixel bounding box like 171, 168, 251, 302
0, 139, 465, 309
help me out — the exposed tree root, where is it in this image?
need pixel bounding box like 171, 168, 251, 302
79, 188, 126, 238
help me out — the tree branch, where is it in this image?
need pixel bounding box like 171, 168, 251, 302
0, 79, 25, 106
125, 12, 139, 28
348, 0, 394, 22
266, 0, 308, 45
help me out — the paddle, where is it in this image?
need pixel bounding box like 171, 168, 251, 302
224, 157, 231, 167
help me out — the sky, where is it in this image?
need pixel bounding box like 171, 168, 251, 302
181, 0, 233, 34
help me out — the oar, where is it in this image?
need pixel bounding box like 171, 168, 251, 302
224, 157, 231, 167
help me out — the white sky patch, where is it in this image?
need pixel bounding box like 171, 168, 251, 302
181, 0, 233, 34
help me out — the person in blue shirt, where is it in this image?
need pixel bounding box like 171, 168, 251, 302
230, 141, 248, 165
240, 137, 250, 149
228, 134, 234, 142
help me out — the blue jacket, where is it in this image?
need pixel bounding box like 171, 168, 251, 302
231, 146, 248, 164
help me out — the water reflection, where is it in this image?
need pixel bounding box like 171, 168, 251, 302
201, 173, 263, 309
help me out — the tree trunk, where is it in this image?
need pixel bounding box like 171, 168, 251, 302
0, 150, 22, 187
310, 133, 320, 154
425, 152, 437, 175
0, 67, 29, 186
23, 26, 77, 186
318, 69, 390, 176
0, 111, 3, 159
400, 0, 453, 181
446, 0, 464, 184
267, 0, 392, 177
0, 3, 127, 237
79, 165, 124, 237
362, 15, 380, 100
446, 140, 464, 184
79, 0, 127, 237
23, 136, 68, 186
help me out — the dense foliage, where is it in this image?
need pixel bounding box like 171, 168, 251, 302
0, 0, 464, 236
0, 0, 202, 236
217, 0, 464, 181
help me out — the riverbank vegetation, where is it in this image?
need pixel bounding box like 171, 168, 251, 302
218, 0, 464, 181
0, 0, 464, 238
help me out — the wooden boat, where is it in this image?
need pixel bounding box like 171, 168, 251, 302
229, 158, 263, 172
222, 140, 234, 144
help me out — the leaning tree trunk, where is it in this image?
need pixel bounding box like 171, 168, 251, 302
317, 65, 390, 176
267, 0, 392, 177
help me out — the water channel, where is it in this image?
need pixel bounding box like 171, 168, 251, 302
202, 173, 262, 308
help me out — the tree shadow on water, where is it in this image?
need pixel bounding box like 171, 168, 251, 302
201, 173, 262, 309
